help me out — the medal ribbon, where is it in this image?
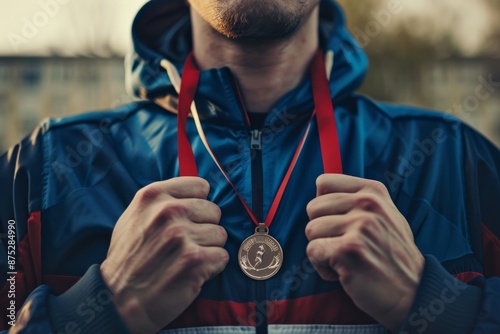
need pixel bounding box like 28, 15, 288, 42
176, 50, 342, 228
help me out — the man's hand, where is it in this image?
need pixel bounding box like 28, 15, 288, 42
305, 174, 424, 332
100, 177, 229, 334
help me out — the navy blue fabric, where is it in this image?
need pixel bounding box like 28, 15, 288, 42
1, 0, 499, 332
47, 265, 131, 334
399, 255, 482, 334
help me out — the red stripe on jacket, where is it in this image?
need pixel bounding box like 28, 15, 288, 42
167, 291, 376, 328
1, 211, 495, 330
1, 211, 42, 330
482, 224, 500, 278
167, 271, 482, 329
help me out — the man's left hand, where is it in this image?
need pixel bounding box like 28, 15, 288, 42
305, 174, 425, 332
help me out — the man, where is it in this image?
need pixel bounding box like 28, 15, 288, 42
1, 0, 499, 333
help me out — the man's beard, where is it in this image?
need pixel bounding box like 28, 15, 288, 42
207, 0, 309, 40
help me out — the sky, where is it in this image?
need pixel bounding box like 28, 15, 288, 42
0, 0, 147, 56
0, 0, 496, 57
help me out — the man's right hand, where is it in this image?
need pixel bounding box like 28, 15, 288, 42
100, 177, 229, 334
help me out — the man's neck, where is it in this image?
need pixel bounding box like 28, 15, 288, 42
190, 7, 319, 114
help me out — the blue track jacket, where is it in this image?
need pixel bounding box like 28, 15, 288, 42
1, 0, 499, 333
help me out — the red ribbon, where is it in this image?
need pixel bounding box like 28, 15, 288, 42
176, 50, 342, 228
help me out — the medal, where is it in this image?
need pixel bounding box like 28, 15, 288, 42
175, 50, 342, 280
238, 226, 284, 280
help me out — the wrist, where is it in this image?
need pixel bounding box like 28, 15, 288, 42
112, 293, 158, 334
100, 262, 159, 334
380, 253, 426, 332
384, 291, 419, 333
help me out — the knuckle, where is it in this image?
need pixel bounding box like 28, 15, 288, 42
191, 199, 221, 220
152, 225, 187, 254
195, 177, 210, 189
316, 174, 326, 189
339, 269, 353, 286
306, 199, 318, 217
354, 193, 379, 211
209, 225, 227, 245
366, 179, 388, 195
210, 249, 229, 277
159, 201, 188, 220
316, 173, 331, 187
305, 221, 318, 241
217, 226, 228, 242
305, 224, 314, 240
213, 203, 222, 219
339, 237, 365, 258
162, 224, 188, 245
306, 242, 315, 259
188, 280, 204, 296
307, 241, 328, 263
191, 178, 210, 198
144, 206, 186, 236
317, 269, 335, 281
135, 183, 161, 203
160, 225, 187, 252
203, 200, 222, 218
355, 213, 379, 236
179, 245, 204, 268
220, 249, 230, 265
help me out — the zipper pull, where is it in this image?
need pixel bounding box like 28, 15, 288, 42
250, 129, 262, 150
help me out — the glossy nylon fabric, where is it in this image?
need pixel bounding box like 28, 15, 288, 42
40, 0, 496, 318
39, 0, 492, 324
1, 0, 500, 332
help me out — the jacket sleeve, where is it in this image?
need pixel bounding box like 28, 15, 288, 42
399, 123, 500, 334
0, 126, 130, 333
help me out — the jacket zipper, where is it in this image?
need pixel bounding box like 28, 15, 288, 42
250, 128, 268, 334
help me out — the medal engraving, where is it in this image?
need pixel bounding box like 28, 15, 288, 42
238, 226, 283, 280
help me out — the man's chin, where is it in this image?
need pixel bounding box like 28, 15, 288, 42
208, 0, 306, 41
216, 24, 301, 41
213, 14, 302, 41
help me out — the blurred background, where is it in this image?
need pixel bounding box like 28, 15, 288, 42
0, 0, 499, 152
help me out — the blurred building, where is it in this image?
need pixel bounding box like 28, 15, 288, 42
0, 57, 499, 152
0, 57, 131, 151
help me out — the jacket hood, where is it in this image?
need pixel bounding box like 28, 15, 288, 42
127, 0, 368, 120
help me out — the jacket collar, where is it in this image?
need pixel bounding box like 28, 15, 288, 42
127, 0, 368, 125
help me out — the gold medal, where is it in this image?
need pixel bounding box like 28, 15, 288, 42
238, 226, 283, 280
